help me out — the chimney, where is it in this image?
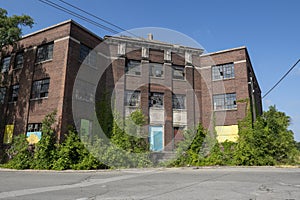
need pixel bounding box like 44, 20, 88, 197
148, 33, 153, 40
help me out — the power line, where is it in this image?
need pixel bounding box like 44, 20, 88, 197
57, 0, 140, 38
37, 0, 119, 34
262, 58, 300, 99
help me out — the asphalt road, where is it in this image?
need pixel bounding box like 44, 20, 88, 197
0, 167, 299, 200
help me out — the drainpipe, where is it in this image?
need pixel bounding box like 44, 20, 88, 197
249, 76, 256, 122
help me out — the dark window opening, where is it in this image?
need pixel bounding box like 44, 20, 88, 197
212, 63, 234, 80
36, 43, 53, 63
149, 92, 164, 108
31, 79, 50, 99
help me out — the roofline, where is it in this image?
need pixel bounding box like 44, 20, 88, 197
22, 19, 103, 41
201, 46, 247, 57
105, 35, 204, 54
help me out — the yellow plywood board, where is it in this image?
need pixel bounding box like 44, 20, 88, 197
3, 125, 14, 144
215, 125, 239, 143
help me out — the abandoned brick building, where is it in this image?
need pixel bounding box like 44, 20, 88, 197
0, 20, 262, 151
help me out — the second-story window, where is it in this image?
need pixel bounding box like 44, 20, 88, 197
213, 93, 237, 111
0, 87, 6, 104
1, 56, 11, 73
125, 60, 141, 76
79, 44, 96, 67
36, 43, 54, 63
172, 65, 185, 80
149, 92, 164, 108
149, 63, 164, 78
212, 63, 234, 80
31, 79, 50, 99
172, 94, 186, 109
10, 84, 19, 102
124, 90, 140, 107
14, 52, 24, 69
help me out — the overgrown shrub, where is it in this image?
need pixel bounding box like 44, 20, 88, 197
53, 129, 103, 170
234, 106, 299, 166
4, 134, 33, 169
31, 111, 57, 169
97, 109, 152, 168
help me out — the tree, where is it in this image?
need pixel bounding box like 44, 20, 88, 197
234, 106, 299, 165
32, 111, 57, 169
0, 8, 34, 49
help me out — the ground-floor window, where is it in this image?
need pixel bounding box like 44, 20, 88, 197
26, 123, 42, 144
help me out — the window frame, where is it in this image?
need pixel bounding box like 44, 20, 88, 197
149, 92, 164, 108
79, 44, 97, 68
14, 52, 24, 69
0, 87, 6, 104
212, 63, 234, 81
31, 78, 50, 100
149, 62, 164, 78
1, 56, 11, 73
27, 123, 42, 132
125, 60, 141, 76
10, 84, 19, 102
172, 65, 185, 80
36, 43, 54, 63
213, 93, 237, 111
124, 90, 141, 107
172, 94, 186, 109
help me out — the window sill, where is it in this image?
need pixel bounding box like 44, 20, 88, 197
125, 106, 140, 108
214, 108, 238, 112
125, 74, 141, 77
150, 107, 164, 110
150, 76, 164, 80
173, 109, 187, 111
172, 78, 186, 82
35, 59, 53, 65
212, 77, 235, 82
30, 97, 48, 101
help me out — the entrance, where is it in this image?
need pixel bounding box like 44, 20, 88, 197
149, 126, 163, 152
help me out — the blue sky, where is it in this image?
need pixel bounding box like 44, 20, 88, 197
1, 0, 300, 141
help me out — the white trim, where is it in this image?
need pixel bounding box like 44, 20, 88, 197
24, 46, 37, 52
70, 37, 80, 44
196, 65, 211, 70
234, 60, 246, 64
54, 36, 80, 44
54, 36, 70, 43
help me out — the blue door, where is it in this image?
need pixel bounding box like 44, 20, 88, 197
149, 126, 163, 151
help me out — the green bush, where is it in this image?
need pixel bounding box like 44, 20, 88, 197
95, 109, 152, 168
234, 106, 299, 166
31, 111, 57, 169
53, 129, 103, 170
4, 134, 33, 169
